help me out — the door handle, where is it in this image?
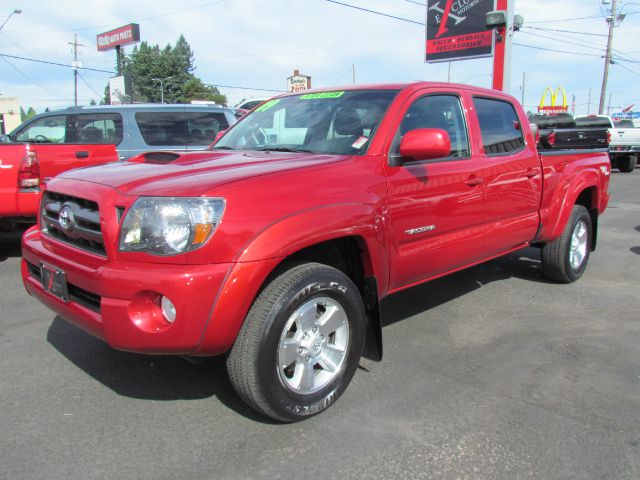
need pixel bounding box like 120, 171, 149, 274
464, 176, 484, 186
524, 167, 539, 178
75, 151, 89, 159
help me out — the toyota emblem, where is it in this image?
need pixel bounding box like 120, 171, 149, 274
59, 205, 75, 232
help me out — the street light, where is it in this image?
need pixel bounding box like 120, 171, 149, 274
0, 9, 22, 32
152, 77, 172, 104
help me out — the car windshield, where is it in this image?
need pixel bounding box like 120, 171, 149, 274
213, 89, 399, 155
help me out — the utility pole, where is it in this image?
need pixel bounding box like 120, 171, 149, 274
572, 94, 576, 114
587, 88, 592, 114
68, 34, 84, 107
607, 92, 613, 115
520, 71, 525, 106
599, 0, 619, 114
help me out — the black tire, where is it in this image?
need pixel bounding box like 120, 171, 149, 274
226, 262, 366, 422
618, 155, 637, 173
541, 205, 592, 283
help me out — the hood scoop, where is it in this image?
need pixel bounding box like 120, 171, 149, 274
140, 151, 182, 164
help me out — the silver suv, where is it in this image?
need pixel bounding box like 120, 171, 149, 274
3, 104, 237, 159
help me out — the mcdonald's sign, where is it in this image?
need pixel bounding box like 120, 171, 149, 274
538, 86, 568, 114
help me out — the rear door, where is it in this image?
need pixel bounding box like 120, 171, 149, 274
471, 96, 542, 256
385, 88, 487, 290
13, 112, 119, 182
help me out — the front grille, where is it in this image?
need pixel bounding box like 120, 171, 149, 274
41, 191, 106, 256
26, 261, 101, 313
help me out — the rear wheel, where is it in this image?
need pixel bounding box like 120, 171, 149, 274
541, 205, 592, 283
226, 262, 366, 422
618, 155, 637, 173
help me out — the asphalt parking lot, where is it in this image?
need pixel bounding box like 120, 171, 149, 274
1, 169, 639, 480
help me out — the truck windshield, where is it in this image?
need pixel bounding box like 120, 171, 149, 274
613, 119, 635, 128
212, 89, 399, 155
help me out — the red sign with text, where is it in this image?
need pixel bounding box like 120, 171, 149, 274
96, 23, 140, 51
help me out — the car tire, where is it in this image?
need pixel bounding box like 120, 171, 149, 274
618, 155, 637, 173
226, 262, 366, 422
541, 205, 592, 283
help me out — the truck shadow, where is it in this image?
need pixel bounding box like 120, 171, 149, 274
0, 228, 25, 262
378, 246, 547, 329
46, 246, 547, 421
46, 318, 279, 423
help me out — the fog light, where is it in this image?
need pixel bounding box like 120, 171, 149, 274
161, 296, 176, 323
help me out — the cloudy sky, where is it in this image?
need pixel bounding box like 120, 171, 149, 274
1, 0, 639, 115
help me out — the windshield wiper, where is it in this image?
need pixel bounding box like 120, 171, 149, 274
210, 145, 235, 150
255, 147, 314, 153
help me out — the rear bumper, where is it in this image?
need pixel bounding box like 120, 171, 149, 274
22, 227, 232, 354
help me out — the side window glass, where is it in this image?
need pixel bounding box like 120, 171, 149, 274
391, 95, 469, 161
135, 112, 230, 146
14, 115, 68, 143
76, 113, 123, 144
473, 97, 525, 155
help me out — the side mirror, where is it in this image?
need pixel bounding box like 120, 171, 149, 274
398, 128, 451, 163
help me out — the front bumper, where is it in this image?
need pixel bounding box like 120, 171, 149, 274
22, 227, 232, 354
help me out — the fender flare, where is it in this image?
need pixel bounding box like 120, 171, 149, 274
545, 172, 600, 242
195, 203, 389, 356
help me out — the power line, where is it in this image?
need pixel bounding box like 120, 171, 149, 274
512, 42, 604, 58
526, 15, 605, 24
0, 52, 114, 73
206, 83, 284, 93
519, 30, 606, 53
615, 62, 640, 77
0, 56, 70, 100
77, 71, 104, 98
522, 26, 607, 37
325, 0, 424, 26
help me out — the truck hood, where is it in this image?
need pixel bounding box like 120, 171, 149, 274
58, 150, 348, 196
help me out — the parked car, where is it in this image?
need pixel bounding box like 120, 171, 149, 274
575, 114, 640, 172
2, 104, 238, 160
528, 113, 609, 150
22, 83, 610, 422
0, 142, 118, 232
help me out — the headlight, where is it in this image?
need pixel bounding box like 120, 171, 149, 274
119, 197, 225, 255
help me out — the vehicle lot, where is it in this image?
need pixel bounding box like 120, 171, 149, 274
1, 170, 639, 480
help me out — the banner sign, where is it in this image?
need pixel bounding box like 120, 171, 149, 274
612, 111, 640, 119
97, 23, 140, 51
538, 86, 568, 114
425, 0, 495, 63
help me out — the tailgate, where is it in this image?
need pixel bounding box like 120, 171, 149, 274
0, 144, 27, 216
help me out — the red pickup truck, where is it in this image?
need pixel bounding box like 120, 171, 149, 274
21, 83, 610, 422
0, 143, 117, 231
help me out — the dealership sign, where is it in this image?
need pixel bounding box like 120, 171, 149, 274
97, 23, 140, 51
612, 111, 640, 119
425, 0, 495, 63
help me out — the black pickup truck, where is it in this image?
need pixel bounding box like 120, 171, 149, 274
528, 114, 609, 150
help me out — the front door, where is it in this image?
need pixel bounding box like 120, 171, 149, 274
385, 91, 486, 291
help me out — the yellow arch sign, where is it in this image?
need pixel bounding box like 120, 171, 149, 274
538, 86, 568, 113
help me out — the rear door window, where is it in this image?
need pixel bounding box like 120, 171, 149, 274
135, 112, 230, 146
473, 97, 525, 155
14, 115, 70, 143
74, 113, 123, 144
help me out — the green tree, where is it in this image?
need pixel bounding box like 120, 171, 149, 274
107, 35, 227, 106
178, 78, 226, 104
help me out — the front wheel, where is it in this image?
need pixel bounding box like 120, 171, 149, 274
541, 205, 592, 283
226, 262, 366, 422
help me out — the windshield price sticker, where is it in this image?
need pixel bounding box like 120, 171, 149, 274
299, 91, 345, 100
255, 99, 281, 112
352, 136, 369, 149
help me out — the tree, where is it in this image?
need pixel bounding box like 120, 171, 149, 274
105, 35, 227, 106
178, 78, 226, 105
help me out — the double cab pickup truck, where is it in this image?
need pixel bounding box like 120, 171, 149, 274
22, 83, 611, 422
0, 142, 117, 231
575, 114, 640, 172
